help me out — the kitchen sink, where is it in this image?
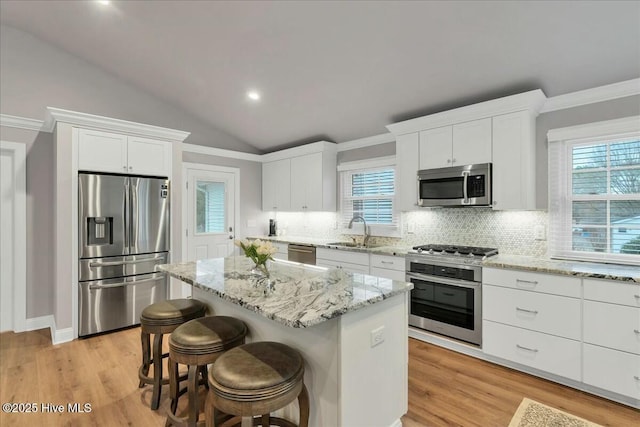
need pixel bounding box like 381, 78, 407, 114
325, 241, 364, 248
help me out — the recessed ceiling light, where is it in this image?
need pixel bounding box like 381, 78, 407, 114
97, 0, 111, 5
247, 91, 261, 101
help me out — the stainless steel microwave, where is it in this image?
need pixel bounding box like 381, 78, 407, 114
417, 163, 492, 207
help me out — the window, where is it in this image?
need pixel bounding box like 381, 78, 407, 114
196, 181, 226, 233
339, 157, 399, 236
548, 117, 640, 264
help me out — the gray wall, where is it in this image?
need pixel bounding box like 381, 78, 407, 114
0, 25, 259, 153
535, 95, 640, 207
337, 142, 395, 164
0, 126, 54, 319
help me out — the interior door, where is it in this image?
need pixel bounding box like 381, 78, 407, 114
186, 168, 236, 262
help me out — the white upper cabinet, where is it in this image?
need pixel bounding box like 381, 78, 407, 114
78, 128, 171, 177
262, 142, 336, 212
395, 132, 420, 211
387, 90, 546, 211
262, 158, 291, 211
492, 111, 536, 210
419, 119, 492, 169
419, 126, 452, 169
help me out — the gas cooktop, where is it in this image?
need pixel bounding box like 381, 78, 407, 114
410, 244, 499, 260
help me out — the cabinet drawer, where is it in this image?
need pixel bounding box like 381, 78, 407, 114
584, 278, 640, 307
483, 320, 581, 381
483, 285, 581, 340
317, 259, 369, 275
370, 254, 405, 271
584, 301, 640, 355
483, 268, 581, 298
583, 344, 640, 400
370, 266, 406, 281
316, 248, 369, 265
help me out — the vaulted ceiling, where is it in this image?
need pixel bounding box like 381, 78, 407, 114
1, 1, 638, 152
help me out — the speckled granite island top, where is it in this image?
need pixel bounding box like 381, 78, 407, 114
157, 256, 413, 328
484, 254, 640, 282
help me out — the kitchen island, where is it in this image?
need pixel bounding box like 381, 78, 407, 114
158, 256, 413, 427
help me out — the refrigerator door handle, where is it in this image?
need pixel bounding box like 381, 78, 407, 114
130, 179, 138, 254
88, 256, 165, 268
88, 276, 162, 290
124, 179, 130, 253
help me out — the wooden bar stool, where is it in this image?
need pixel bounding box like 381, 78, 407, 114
139, 298, 207, 410
205, 341, 310, 427
167, 316, 248, 427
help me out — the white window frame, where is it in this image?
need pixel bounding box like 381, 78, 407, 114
548, 116, 640, 265
338, 156, 401, 237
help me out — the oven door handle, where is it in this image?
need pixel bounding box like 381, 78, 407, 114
405, 272, 481, 289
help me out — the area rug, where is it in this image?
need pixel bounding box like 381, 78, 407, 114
508, 398, 603, 427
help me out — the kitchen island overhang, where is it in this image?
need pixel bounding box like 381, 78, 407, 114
158, 256, 413, 427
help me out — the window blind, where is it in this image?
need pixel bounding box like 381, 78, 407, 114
549, 133, 640, 263
196, 181, 225, 233
340, 167, 398, 230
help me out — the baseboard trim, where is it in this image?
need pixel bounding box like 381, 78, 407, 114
23, 315, 74, 345
389, 418, 403, 427
24, 315, 54, 333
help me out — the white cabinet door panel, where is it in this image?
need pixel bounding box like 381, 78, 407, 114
483, 268, 581, 298
370, 254, 405, 271
318, 259, 369, 275
262, 161, 277, 211
483, 320, 581, 381
316, 248, 369, 265
419, 126, 452, 169
78, 128, 128, 173
483, 285, 581, 340
370, 266, 406, 281
584, 300, 640, 355
396, 133, 419, 211
584, 279, 640, 308
583, 344, 640, 399
127, 136, 170, 177
452, 118, 492, 166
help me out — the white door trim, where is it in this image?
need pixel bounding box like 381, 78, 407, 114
0, 140, 27, 333
181, 162, 241, 295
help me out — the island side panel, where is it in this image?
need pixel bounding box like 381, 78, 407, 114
192, 287, 340, 427
339, 293, 408, 427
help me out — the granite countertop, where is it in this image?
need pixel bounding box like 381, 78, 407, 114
157, 256, 413, 328
484, 254, 640, 283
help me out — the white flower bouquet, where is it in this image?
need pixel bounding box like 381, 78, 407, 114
235, 239, 277, 276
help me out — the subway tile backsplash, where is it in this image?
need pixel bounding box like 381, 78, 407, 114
268, 209, 548, 257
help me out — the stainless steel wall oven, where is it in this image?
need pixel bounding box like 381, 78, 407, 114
406, 244, 497, 346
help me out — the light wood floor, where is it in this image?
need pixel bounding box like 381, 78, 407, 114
1, 328, 638, 427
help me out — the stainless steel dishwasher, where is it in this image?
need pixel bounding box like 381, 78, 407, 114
288, 244, 316, 265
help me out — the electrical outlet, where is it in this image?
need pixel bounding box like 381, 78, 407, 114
370, 326, 385, 347
534, 225, 546, 240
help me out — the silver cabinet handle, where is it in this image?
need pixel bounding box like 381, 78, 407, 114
89, 256, 164, 267
516, 344, 539, 353
516, 307, 539, 315
288, 248, 314, 254
380, 261, 394, 265
634, 329, 640, 335
516, 279, 538, 285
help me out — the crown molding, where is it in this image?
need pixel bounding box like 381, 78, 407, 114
182, 143, 262, 162
0, 114, 46, 132
540, 78, 640, 113
43, 107, 190, 142
547, 115, 640, 142
386, 89, 547, 135
337, 133, 395, 152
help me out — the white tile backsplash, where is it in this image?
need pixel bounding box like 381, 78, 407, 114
266, 209, 548, 257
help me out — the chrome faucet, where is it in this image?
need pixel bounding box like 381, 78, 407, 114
348, 215, 370, 247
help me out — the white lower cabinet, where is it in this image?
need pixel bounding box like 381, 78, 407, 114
583, 300, 640, 355
272, 242, 288, 261
370, 254, 406, 281
483, 320, 581, 381
583, 344, 640, 399
316, 248, 370, 275
483, 285, 581, 340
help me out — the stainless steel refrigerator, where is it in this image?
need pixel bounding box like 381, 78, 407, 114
78, 172, 170, 337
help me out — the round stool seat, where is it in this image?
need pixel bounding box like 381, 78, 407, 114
212, 341, 303, 391
170, 316, 248, 356
141, 298, 207, 327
